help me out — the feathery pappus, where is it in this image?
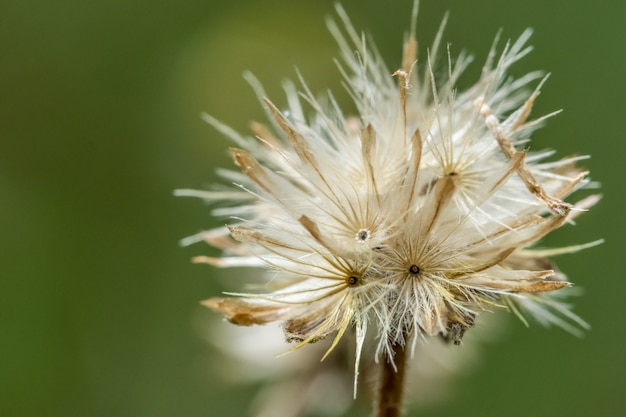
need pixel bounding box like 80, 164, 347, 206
177, 2, 600, 399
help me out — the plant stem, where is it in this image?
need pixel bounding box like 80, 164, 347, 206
374, 341, 407, 417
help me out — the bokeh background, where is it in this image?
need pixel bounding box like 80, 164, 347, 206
1, 0, 624, 416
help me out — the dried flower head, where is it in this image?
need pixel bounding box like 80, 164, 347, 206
178, 2, 600, 407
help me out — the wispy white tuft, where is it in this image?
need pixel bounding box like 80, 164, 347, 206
181, 4, 600, 395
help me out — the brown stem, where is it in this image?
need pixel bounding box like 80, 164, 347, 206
374, 342, 408, 417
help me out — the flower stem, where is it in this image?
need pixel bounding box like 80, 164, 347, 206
374, 341, 407, 417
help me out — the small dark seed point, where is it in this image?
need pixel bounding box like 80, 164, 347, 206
409, 264, 420, 274
347, 275, 360, 286
356, 228, 370, 241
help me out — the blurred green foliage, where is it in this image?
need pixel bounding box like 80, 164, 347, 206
1, 0, 624, 416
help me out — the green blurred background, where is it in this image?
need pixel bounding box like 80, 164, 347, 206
1, 0, 624, 416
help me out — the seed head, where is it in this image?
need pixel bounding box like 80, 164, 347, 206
178, 3, 600, 394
